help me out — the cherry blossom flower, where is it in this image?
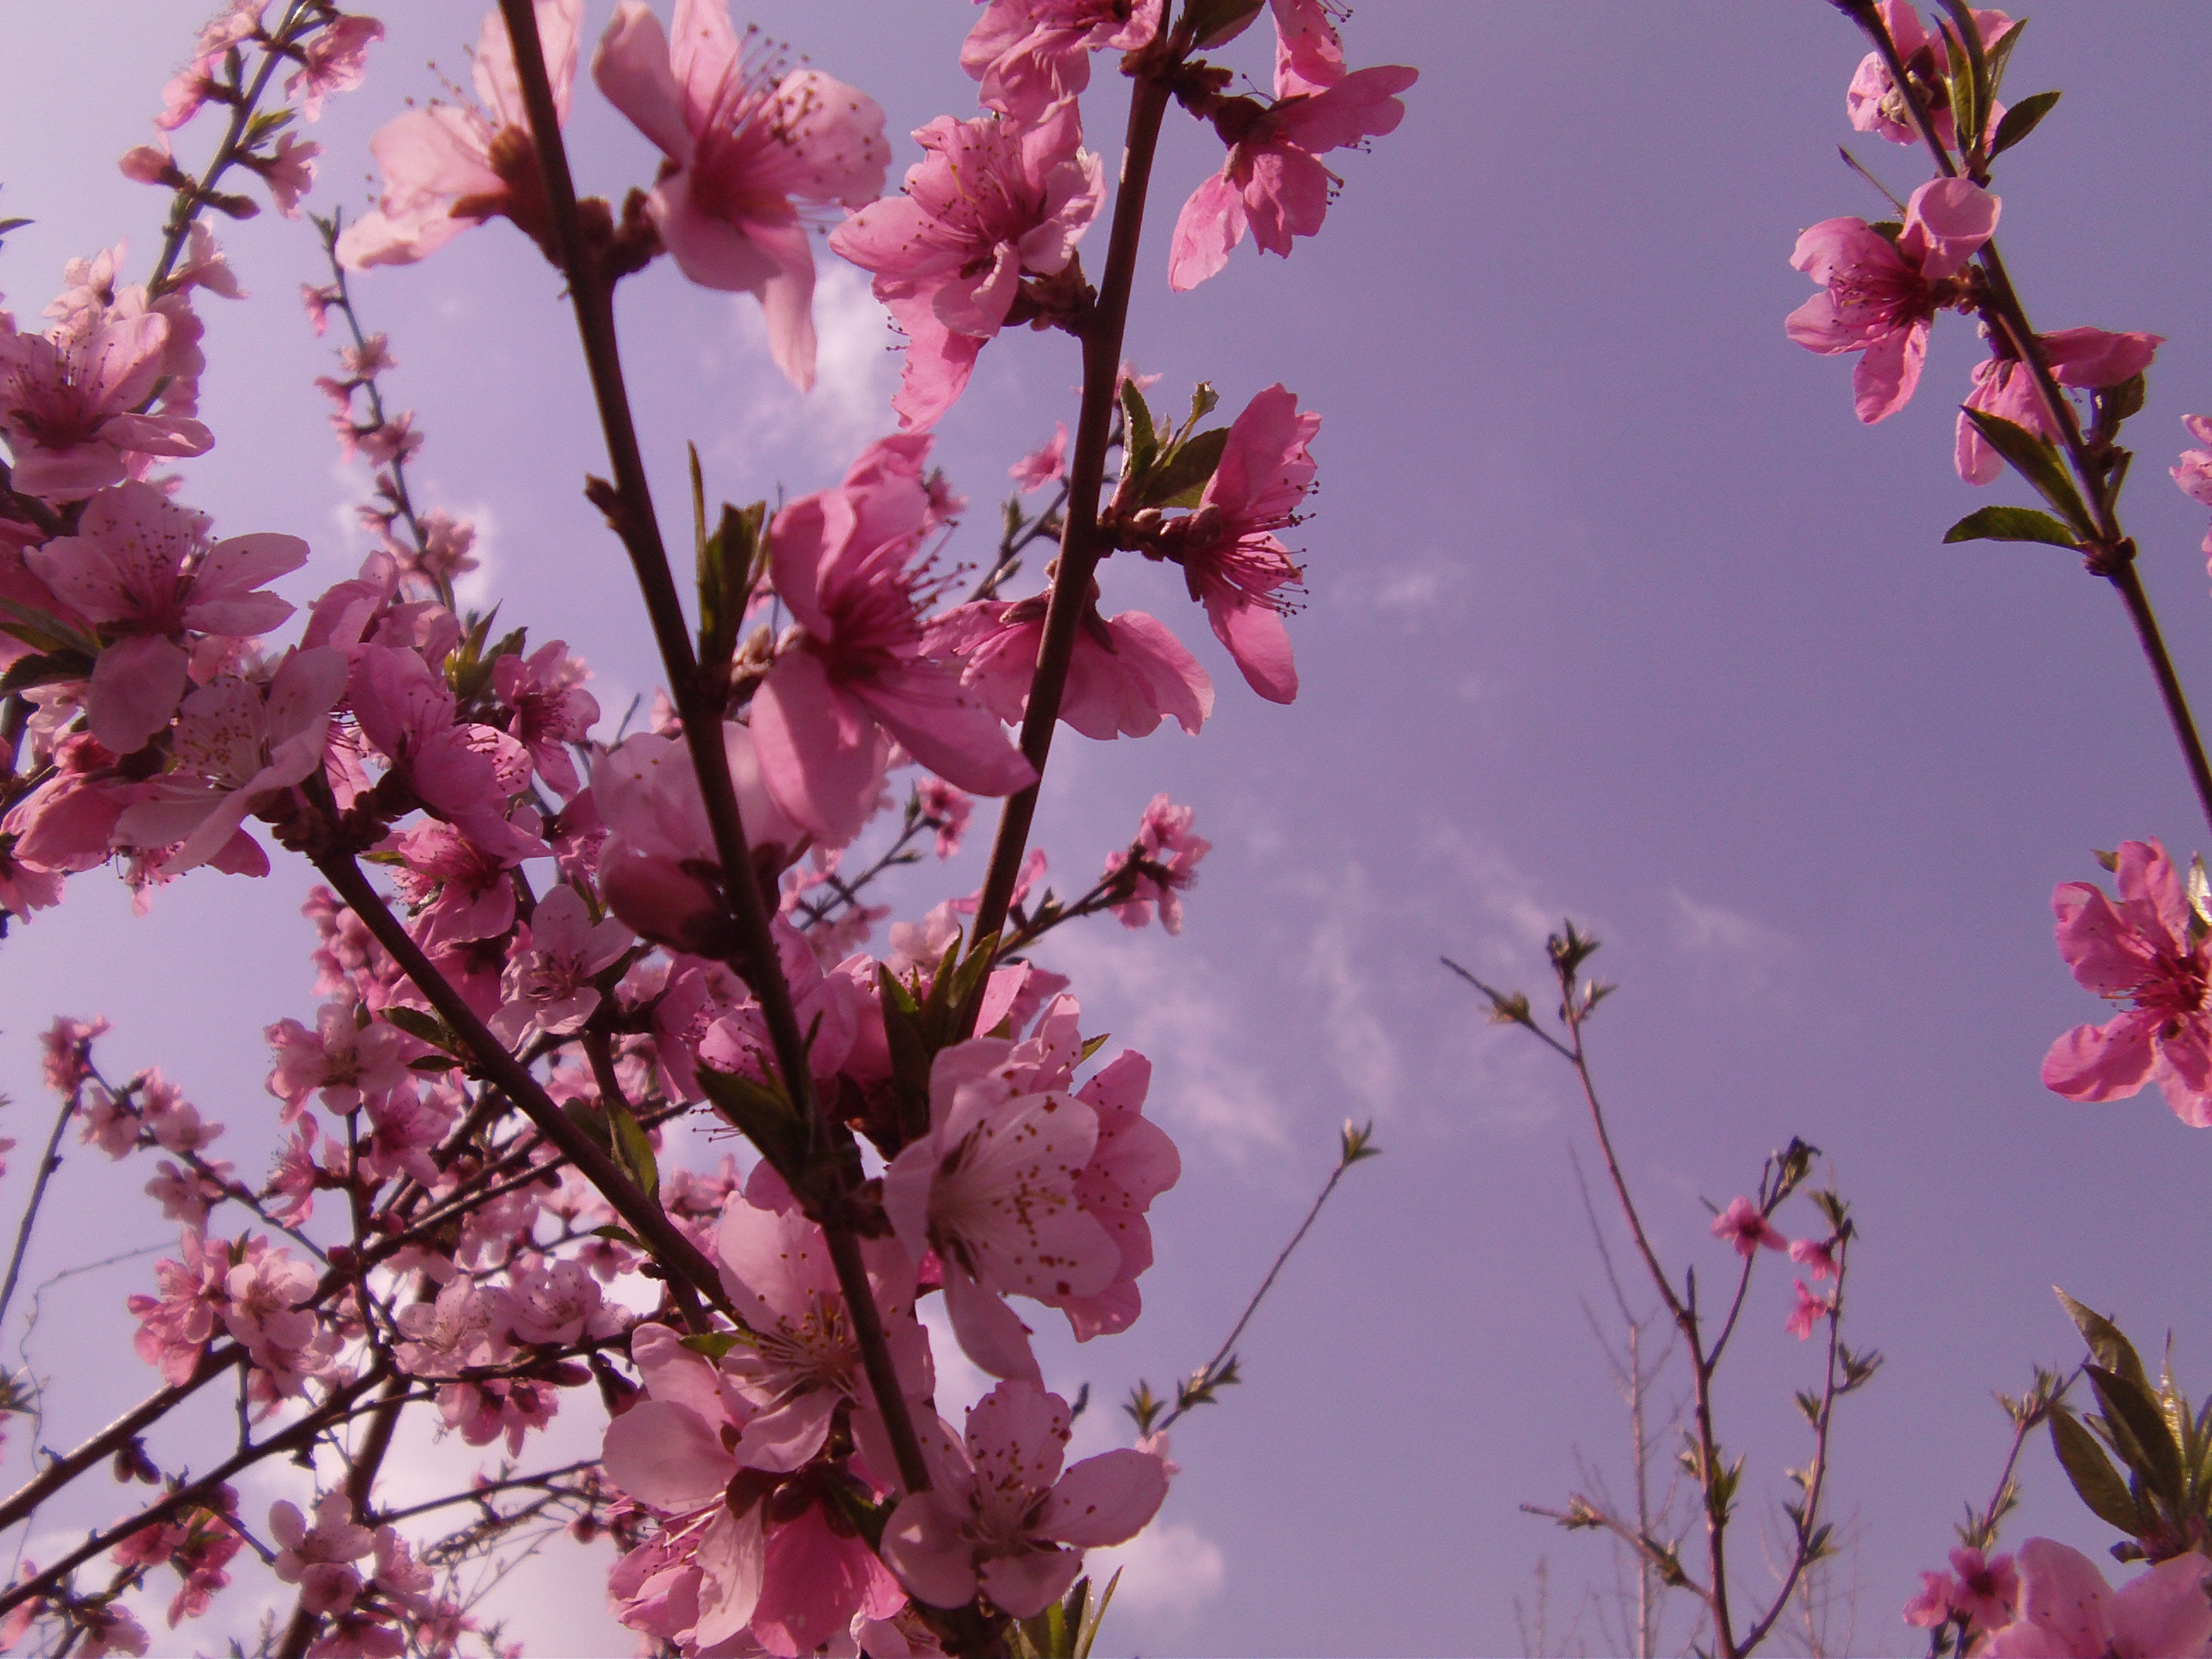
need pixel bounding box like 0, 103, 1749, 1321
0, 311, 213, 500
1784, 1279, 1834, 1340
502, 1257, 627, 1347
494, 639, 598, 798
1010, 422, 1068, 491
591, 723, 804, 955
113, 646, 349, 874
1102, 793, 1210, 933
1978, 1539, 2212, 1657
270, 1493, 375, 1618
393, 1281, 512, 1379
830, 104, 1103, 429
879, 1380, 1168, 1618
753, 436, 1035, 844
926, 592, 1213, 740
1957, 328, 2163, 485
1165, 17, 1416, 293
1785, 176, 2000, 424
384, 818, 520, 950
337, 0, 583, 268
347, 644, 542, 859
487, 883, 635, 1047
1154, 382, 1320, 703
881, 1038, 1120, 1380
1846, 3, 2012, 151
263, 1002, 416, 1121
591, 0, 888, 389
915, 777, 971, 859
26, 482, 308, 753
962, 0, 1163, 120
1789, 1235, 1838, 1280
1061, 1047, 1179, 1340
128, 1230, 227, 1384
284, 15, 384, 121
2044, 838, 2212, 1124
1710, 1195, 1787, 1257
155, 1, 263, 132
2176, 415, 2212, 560
358, 1084, 456, 1186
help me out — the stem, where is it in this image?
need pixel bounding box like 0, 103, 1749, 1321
967, 68, 1176, 946
495, 0, 930, 1496
313, 854, 727, 1310
373, 1459, 599, 1527
0, 1347, 235, 1535
0, 1087, 84, 1335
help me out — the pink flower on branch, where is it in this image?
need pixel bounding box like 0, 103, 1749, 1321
486, 882, 635, 1048
830, 105, 1103, 429
1010, 422, 1069, 492
337, 0, 583, 269
2043, 838, 2212, 1125
592, 0, 888, 390
962, 0, 1164, 120
1784, 1278, 1833, 1340
1785, 177, 1999, 424
926, 593, 1212, 741
1977, 1539, 2211, 1658
1710, 1195, 1786, 1257
753, 436, 1035, 845
1103, 793, 1210, 934
1956, 328, 2163, 485
0, 312, 213, 501
1846, 2, 2013, 151
879, 1380, 1168, 1618
1165, 9, 1415, 294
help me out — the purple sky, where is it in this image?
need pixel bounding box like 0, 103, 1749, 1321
4, 3, 2212, 1654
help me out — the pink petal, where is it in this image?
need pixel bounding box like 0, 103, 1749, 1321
1042, 1448, 1170, 1546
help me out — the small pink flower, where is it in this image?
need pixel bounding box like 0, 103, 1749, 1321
2043, 839, 2212, 1125
1710, 1195, 1786, 1257
2171, 415, 2212, 562
591, 0, 888, 390
962, 0, 1163, 120
1010, 422, 1069, 491
1846, 3, 2013, 150
337, 0, 583, 268
1784, 1278, 1833, 1340
1788, 1235, 1838, 1281
486, 883, 635, 1048
285, 15, 384, 122
1785, 177, 2000, 424
1166, 12, 1415, 293
1102, 794, 1210, 934
926, 595, 1213, 741
156, 1, 264, 132
1979, 1539, 2210, 1657
830, 105, 1103, 429
0, 311, 213, 501
916, 777, 972, 859
494, 639, 598, 798
1957, 329, 2163, 485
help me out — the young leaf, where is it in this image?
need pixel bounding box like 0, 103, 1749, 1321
2086, 1364, 2184, 1503
381, 1006, 460, 1056
1989, 89, 2061, 160
1980, 17, 2027, 103
1942, 505, 2079, 548
1121, 377, 1160, 483
1141, 426, 1231, 509
608, 1100, 660, 1203
1960, 409, 2095, 534
2050, 1409, 2148, 1535
2057, 1288, 2152, 1395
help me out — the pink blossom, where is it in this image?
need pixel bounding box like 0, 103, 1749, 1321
1784, 1279, 1833, 1340
1710, 1195, 1786, 1257
1958, 329, 2164, 485
336, 0, 583, 268
221, 1241, 324, 1382
2175, 415, 2212, 561
830, 105, 1103, 429
301, 283, 341, 336
393, 1281, 512, 1379
1156, 382, 1320, 703
494, 639, 598, 798
438, 1377, 556, 1456
880, 1380, 1169, 1618
503, 1257, 626, 1346
113, 646, 349, 874
1062, 1044, 1179, 1340
591, 0, 888, 390
271, 1492, 375, 1617
916, 777, 971, 859
1011, 422, 1069, 491
26, 482, 307, 752
882, 1038, 1121, 1381
590, 722, 805, 954
712, 1187, 931, 1474
127, 1230, 227, 1384
156, 1, 264, 132
753, 436, 1035, 844
42, 1013, 109, 1095
1165, 28, 1415, 293
1785, 177, 2000, 424
1980, 1539, 2212, 1657
926, 594, 1213, 740
358, 1084, 456, 1186
0, 310, 213, 500
285, 15, 384, 121
2043, 839, 2212, 1125
962, 0, 1163, 120
487, 883, 635, 1047
1846, 3, 2013, 150
1788, 1235, 1839, 1280
384, 818, 520, 950
263, 1002, 415, 1120
347, 644, 542, 859
1103, 793, 1210, 933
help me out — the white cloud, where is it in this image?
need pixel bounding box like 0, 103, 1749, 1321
1668, 888, 1792, 998
1085, 1519, 1227, 1621
709, 260, 899, 480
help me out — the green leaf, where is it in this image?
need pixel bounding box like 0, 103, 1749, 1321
405, 1055, 460, 1074
2058, 1289, 2152, 1395
607, 1100, 660, 1203
2097, 372, 2146, 428
0, 599, 97, 657
590, 1224, 644, 1248
1936, 22, 1980, 160
2050, 1408, 2147, 1534
1980, 18, 2027, 103
1078, 1032, 1112, 1065
2086, 1363, 2184, 1505
678, 1330, 742, 1362
1141, 427, 1230, 510
1960, 409, 2095, 534
1989, 89, 2061, 160
695, 1064, 807, 1174
1942, 505, 2079, 548
1120, 378, 1160, 484
698, 499, 767, 676
1183, 0, 1266, 48
381, 1005, 460, 1056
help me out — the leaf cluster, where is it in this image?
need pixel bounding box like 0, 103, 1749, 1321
2046, 1291, 2212, 1561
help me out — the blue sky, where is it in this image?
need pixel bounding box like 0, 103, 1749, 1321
3, 4, 2212, 1653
